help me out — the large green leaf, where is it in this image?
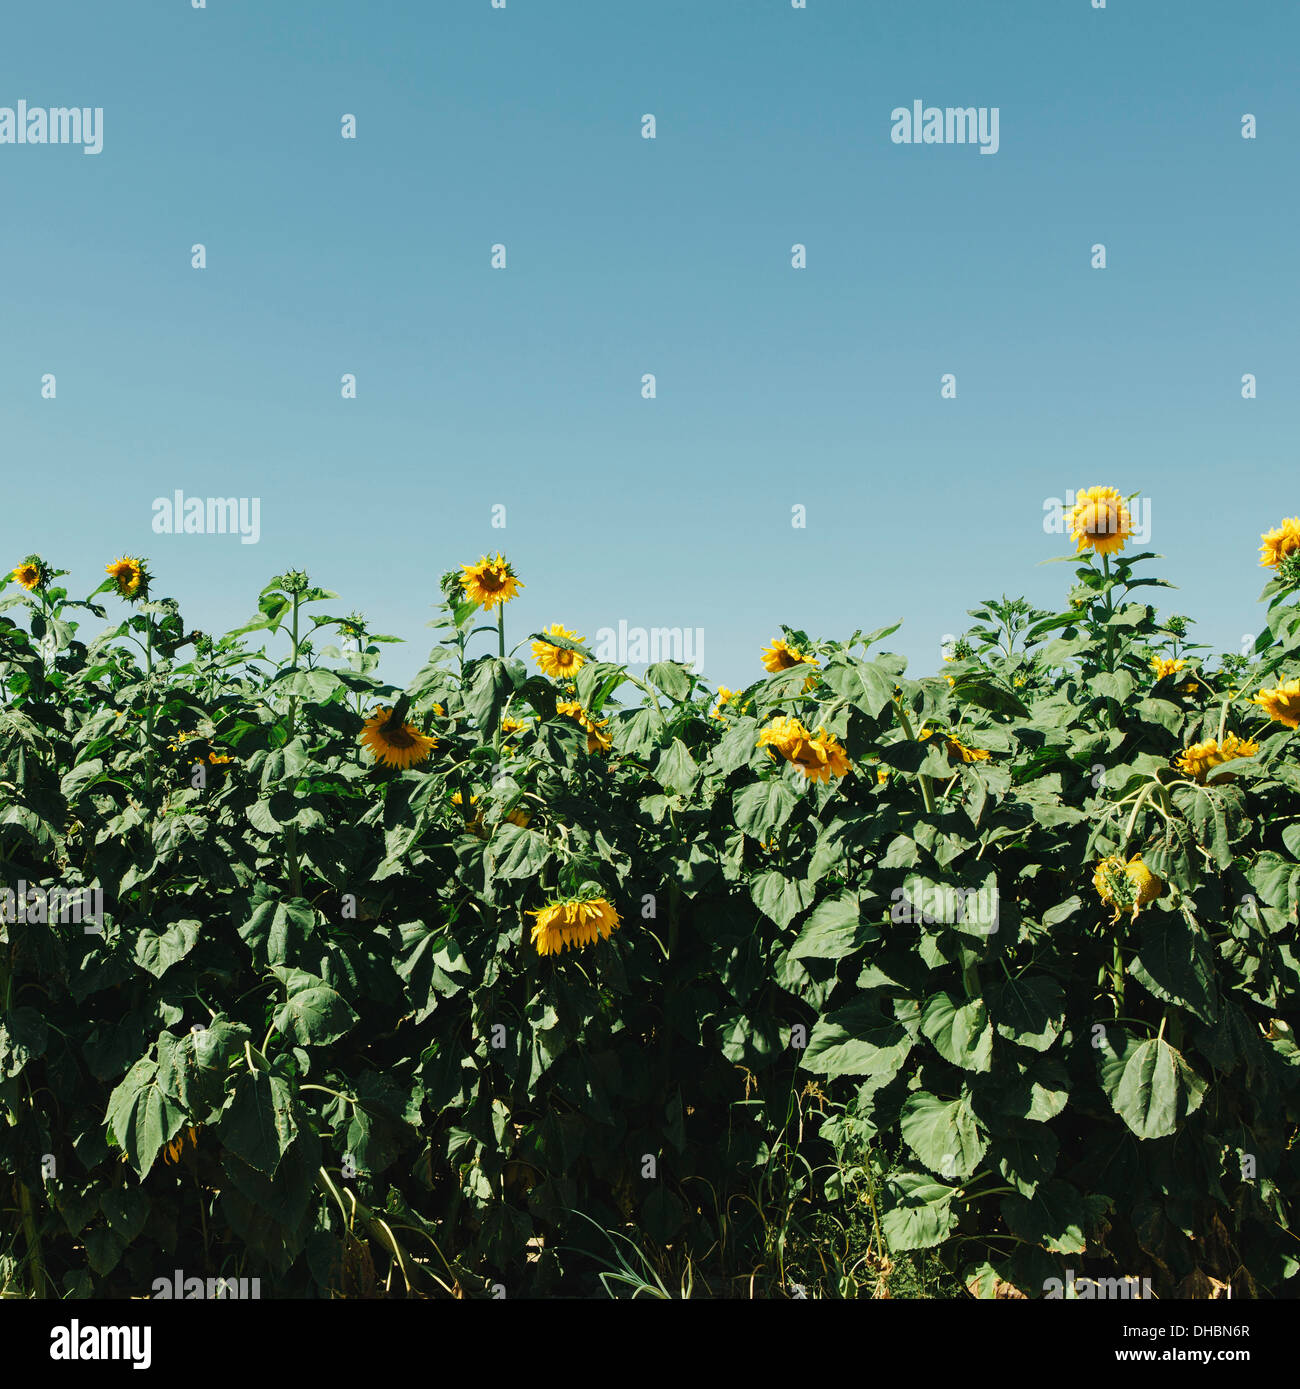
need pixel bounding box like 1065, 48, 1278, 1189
220, 1070, 299, 1176
919, 992, 994, 1072
1098, 1035, 1207, 1140
800, 999, 913, 1080
880, 1174, 958, 1252
270, 967, 358, 1046
899, 1090, 987, 1178
106, 1057, 187, 1178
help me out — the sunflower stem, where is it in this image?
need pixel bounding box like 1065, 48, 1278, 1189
497, 604, 505, 660
286, 589, 303, 899
893, 700, 935, 816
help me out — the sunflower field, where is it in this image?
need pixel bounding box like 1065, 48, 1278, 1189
2, 494, 1299, 1300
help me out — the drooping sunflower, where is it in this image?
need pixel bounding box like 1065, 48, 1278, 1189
163, 1125, 202, 1165
105, 555, 149, 599
1252, 677, 1300, 729
11, 558, 44, 591
1150, 657, 1186, 681
918, 726, 991, 764
528, 897, 621, 957
359, 707, 437, 769
532, 624, 586, 679
1174, 733, 1258, 781
1093, 853, 1162, 922
1067, 487, 1132, 556
555, 699, 612, 753
761, 638, 819, 674
1259, 518, 1300, 570
460, 554, 522, 609
757, 717, 851, 782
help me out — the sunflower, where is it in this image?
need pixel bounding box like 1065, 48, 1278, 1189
105, 556, 149, 599
206, 750, 232, 766
1253, 677, 1300, 729
532, 624, 586, 679
918, 726, 990, 764
163, 1125, 202, 1165
757, 717, 851, 782
11, 559, 43, 591
711, 686, 751, 721
1093, 853, 1162, 922
1150, 657, 1186, 681
501, 715, 529, 735
555, 699, 612, 753
1259, 518, 1300, 570
1067, 487, 1132, 556
1175, 733, 1258, 781
528, 897, 621, 957
761, 638, 818, 674
460, 554, 522, 609
359, 707, 437, 769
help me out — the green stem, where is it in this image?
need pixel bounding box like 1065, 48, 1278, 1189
893, 700, 936, 815
17, 1179, 47, 1298
285, 591, 302, 898
497, 604, 505, 659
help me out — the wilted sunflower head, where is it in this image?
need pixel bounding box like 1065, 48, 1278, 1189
359, 707, 437, 769
1259, 517, 1300, 571
461, 554, 522, 610
11, 555, 47, 592
1093, 853, 1162, 922
528, 896, 621, 957
761, 638, 818, 674
105, 556, 149, 600
532, 624, 586, 679
1067, 487, 1132, 557
757, 717, 851, 781
1252, 677, 1300, 729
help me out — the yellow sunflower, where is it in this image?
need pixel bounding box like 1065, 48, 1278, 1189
1253, 677, 1300, 729
460, 553, 523, 609
1259, 518, 1300, 570
1150, 657, 1186, 681
757, 717, 851, 782
11, 562, 41, 591
761, 638, 818, 674
1174, 733, 1258, 781
359, 707, 437, 769
711, 686, 751, 720
501, 715, 528, 735
528, 897, 621, 957
1093, 853, 1163, 922
532, 624, 586, 679
1067, 487, 1132, 556
105, 556, 148, 599
918, 726, 990, 764
555, 699, 612, 753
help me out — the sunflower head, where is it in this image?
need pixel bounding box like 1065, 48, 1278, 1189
711, 686, 751, 721
1175, 734, 1258, 782
1252, 677, 1300, 729
105, 556, 150, 601
756, 717, 851, 782
761, 638, 818, 674
1093, 853, 1163, 922
1067, 487, 1133, 556
527, 897, 621, 957
360, 707, 438, 769
11, 555, 49, 592
532, 624, 586, 679
461, 554, 523, 610
1259, 517, 1300, 571
555, 699, 612, 754
1150, 656, 1187, 681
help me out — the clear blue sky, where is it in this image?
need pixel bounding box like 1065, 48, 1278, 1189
2, 0, 1295, 687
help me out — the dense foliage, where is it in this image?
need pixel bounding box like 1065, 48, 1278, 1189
1, 523, 1298, 1299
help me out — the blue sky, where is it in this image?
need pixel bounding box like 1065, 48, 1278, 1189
2, 0, 1295, 688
